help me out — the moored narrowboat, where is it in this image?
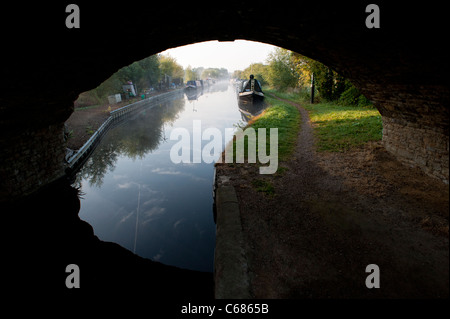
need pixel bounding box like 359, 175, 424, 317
185, 80, 203, 90
238, 74, 264, 103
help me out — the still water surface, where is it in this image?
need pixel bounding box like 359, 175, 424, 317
76, 82, 253, 272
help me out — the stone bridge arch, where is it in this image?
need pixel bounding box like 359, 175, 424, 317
0, 2, 448, 202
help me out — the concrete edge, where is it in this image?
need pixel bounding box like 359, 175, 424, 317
214, 182, 251, 299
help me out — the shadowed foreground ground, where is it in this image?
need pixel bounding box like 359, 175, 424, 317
4, 179, 214, 301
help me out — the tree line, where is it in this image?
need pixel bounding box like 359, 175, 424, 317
233, 48, 371, 106
185, 66, 229, 82
76, 47, 371, 108
75, 54, 229, 107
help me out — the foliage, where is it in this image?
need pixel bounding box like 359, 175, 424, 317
201, 67, 229, 80
234, 48, 372, 108
290, 53, 347, 102
338, 80, 372, 107
159, 54, 184, 79
295, 55, 370, 106
75, 54, 185, 107
266, 48, 298, 91
233, 63, 268, 86
184, 66, 197, 81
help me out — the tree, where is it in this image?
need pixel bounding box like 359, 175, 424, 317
264, 49, 371, 105
116, 61, 144, 85
201, 67, 229, 80
290, 52, 333, 98
138, 55, 161, 88
184, 66, 197, 81
75, 54, 162, 106
266, 48, 298, 90
159, 54, 184, 79
237, 63, 269, 87
232, 69, 244, 79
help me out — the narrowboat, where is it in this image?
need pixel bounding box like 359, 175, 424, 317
238, 74, 264, 103
185, 80, 203, 90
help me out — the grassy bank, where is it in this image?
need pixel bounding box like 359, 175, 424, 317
249, 95, 300, 160
267, 89, 382, 152
224, 95, 300, 195
232, 95, 301, 165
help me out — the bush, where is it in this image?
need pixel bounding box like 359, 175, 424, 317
338, 83, 373, 107
339, 85, 360, 105
357, 94, 372, 107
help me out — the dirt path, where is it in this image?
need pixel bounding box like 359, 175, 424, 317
215, 96, 449, 298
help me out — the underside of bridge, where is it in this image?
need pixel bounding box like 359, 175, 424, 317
0, 2, 448, 202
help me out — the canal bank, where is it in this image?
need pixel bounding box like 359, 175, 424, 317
212, 92, 303, 298
213, 178, 251, 298
214, 94, 448, 298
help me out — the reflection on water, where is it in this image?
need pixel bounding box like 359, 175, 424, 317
75, 82, 242, 272
238, 99, 268, 123
76, 96, 185, 187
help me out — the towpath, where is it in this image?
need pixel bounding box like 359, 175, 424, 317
215, 95, 449, 298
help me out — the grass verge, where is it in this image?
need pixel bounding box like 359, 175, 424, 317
268, 90, 382, 152
232, 95, 301, 165
226, 96, 300, 194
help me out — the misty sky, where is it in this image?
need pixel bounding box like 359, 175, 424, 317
161, 40, 279, 73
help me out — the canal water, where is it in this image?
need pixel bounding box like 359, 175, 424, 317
75, 82, 252, 273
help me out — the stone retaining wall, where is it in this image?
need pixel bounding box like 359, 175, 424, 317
382, 116, 449, 184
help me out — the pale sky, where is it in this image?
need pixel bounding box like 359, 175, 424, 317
161, 40, 279, 73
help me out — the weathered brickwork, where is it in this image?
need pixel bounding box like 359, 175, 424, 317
383, 117, 449, 184
0, 124, 66, 201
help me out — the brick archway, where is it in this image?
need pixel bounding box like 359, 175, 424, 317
1, 2, 448, 201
